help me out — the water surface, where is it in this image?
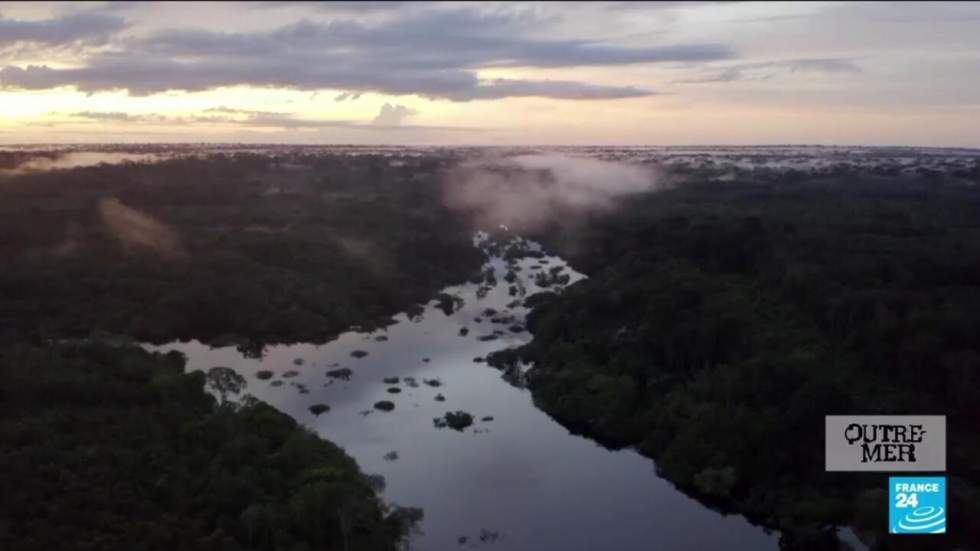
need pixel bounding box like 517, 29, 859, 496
148, 236, 778, 551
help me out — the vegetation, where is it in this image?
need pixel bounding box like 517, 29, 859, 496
206, 366, 247, 403
0, 343, 419, 550
0, 152, 480, 549
0, 149, 58, 170
434, 411, 474, 431
434, 292, 464, 315
0, 152, 483, 347
309, 403, 331, 416
6, 150, 979, 549
326, 368, 353, 381
503, 172, 980, 549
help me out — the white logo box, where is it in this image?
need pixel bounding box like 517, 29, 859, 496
825, 415, 945, 472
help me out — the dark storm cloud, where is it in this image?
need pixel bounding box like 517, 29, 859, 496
0, 7, 733, 100
0, 12, 126, 48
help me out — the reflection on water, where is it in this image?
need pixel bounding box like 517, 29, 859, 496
147, 235, 778, 551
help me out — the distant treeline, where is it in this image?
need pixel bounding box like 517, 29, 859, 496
0, 153, 482, 347
0, 150, 60, 170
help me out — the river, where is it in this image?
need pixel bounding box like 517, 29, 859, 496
146, 234, 779, 551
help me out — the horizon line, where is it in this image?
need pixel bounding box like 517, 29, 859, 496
2, 142, 979, 151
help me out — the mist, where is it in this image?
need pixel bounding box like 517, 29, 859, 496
443, 153, 663, 231
99, 197, 185, 259
0, 151, 165, 175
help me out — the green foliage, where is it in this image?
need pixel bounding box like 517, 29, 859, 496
0, 153, 482, 346
326, 368, 353, 381
693, 466, 738, 498
519, 175, 980, 547
433, 293, 463, 316
433, 411, 474, 431
0, 344, 417, 551
308, 404, 330, 416
207, 366, 247, 403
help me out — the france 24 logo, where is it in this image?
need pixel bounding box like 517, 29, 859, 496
889, 477, 946, 534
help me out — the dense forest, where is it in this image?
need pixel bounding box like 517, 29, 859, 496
0, 152, 472, 551
4, 150, 979, 550
491, 172, 980, 549
0, 342, 420, 550
0, 152, 482, 347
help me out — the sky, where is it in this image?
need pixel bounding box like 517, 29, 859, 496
0, 1, 978, 146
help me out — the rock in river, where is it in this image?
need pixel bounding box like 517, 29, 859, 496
374, 400, 395, 412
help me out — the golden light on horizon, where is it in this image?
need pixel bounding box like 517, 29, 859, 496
0, 1, 976, 146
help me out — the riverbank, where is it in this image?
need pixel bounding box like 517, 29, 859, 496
0, 342, 420, 550
507, 174, 980, 549
0, 152, 483, 346
148, 235, 778, 550
0, 152, 475, 550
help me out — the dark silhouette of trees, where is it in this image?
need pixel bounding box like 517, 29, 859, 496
508, 174, 980, 549
0, 343, 419, 551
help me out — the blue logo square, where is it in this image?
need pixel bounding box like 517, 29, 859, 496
889, 476, 946, 534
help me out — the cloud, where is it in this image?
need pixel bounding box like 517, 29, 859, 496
444, 153, 663, 231
604, 1, 734, 11
0, 6, 733, 100
0, 12, 126, 48
128, 12, 733, 69
372, 103, 417, 126
257, 1, 412, 12
69, 108, 355, 128
675, 58, 861, 84
0, 62, 660, 100
782, 59, 862, 73
465, 78, 653, 100
71, 110, 137, 121
67, 107, 478, 132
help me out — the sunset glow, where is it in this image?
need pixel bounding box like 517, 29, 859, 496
1, 1, 978, 145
